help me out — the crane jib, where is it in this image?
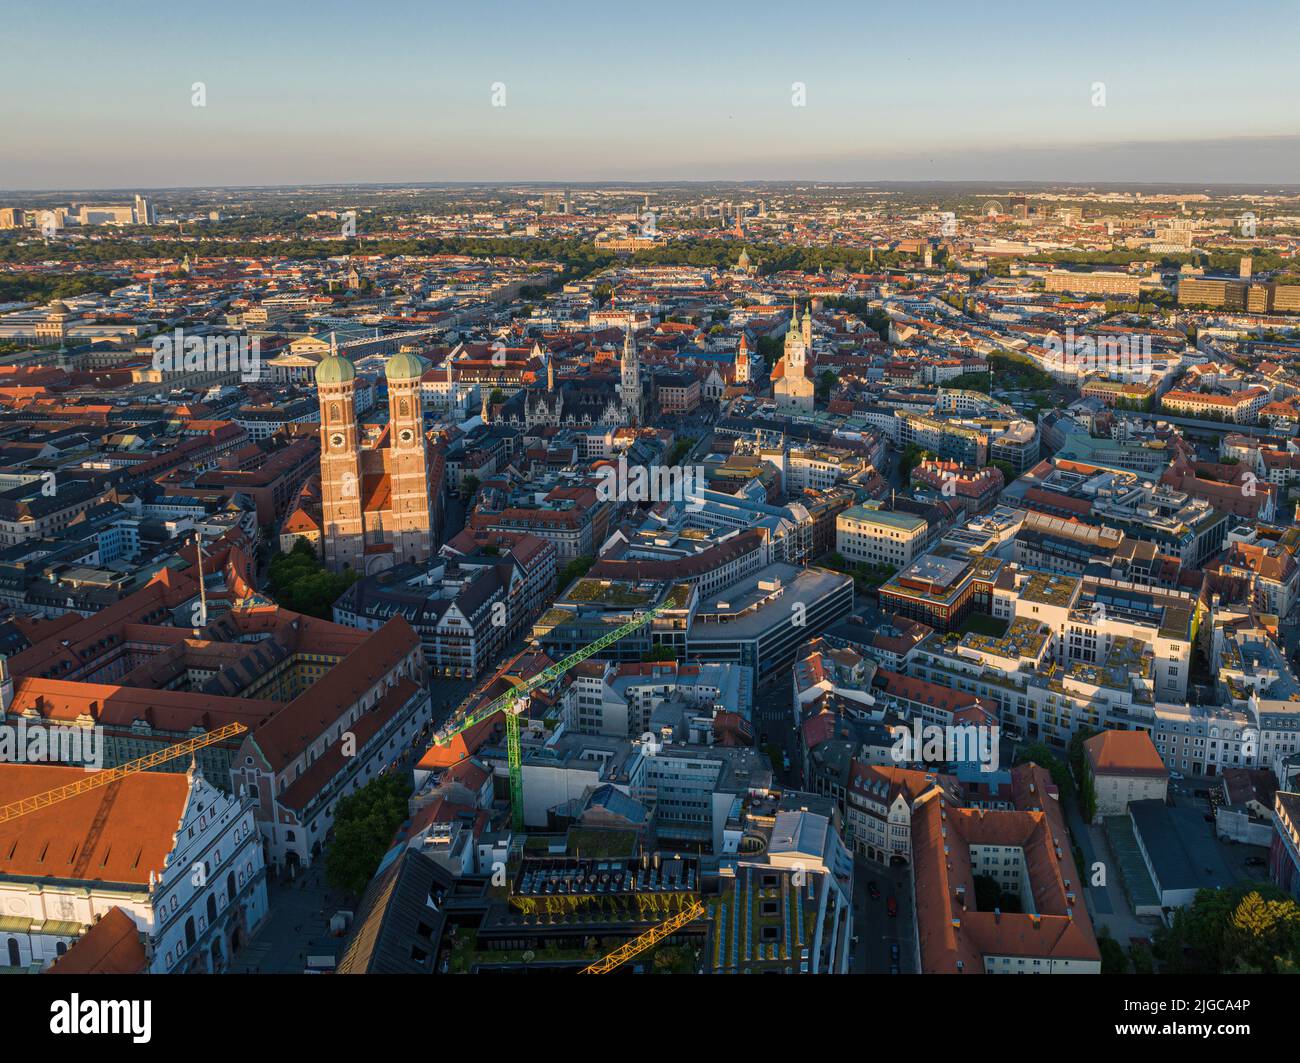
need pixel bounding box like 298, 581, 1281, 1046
432, 600, 673, 745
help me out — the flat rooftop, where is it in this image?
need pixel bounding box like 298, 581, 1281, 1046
840, 505, 927, 532
690, 563, 850, 641
1128, 800, 1236, 894
1020, 570, 1081, 607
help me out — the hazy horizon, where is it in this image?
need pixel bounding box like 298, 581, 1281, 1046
6, 0, 1299, 190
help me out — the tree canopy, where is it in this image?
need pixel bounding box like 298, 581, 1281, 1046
267, 540, 358, 619
325, 773, 414, 897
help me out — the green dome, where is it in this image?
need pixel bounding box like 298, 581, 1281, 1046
315, 354, 356, 386
385, 351, 427, 382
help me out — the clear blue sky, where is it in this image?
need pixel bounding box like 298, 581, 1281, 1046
5, 0, 1299, 189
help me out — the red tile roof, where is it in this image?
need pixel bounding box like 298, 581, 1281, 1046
0, 766, 190, 885
46, 907, 147, 974
1084, 730, 1167, 777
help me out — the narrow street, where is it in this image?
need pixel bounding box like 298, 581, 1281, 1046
852, 859, 915, 974
237, 862, 345, 973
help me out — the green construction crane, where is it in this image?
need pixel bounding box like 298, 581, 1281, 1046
431, 597, 676, 832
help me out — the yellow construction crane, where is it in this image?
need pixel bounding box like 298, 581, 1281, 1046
579, 900, 705, 975
433, 597, 676, 832
0, 722, 248, 824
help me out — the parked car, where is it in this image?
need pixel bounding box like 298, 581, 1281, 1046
1170, 771, 1184, 781
890, 943, 900, 961
887, 897, 898, 918
889, 963, 901, 975
868, 881, 880, 899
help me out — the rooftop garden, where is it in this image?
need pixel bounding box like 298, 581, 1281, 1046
566, 828, 638, 858
1020, 571, 1079, 607
566, 579, 654, 607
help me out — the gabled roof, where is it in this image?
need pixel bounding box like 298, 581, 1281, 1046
46, 907, 147, 974
337, 848, 455, 975
0, 766, 190, 886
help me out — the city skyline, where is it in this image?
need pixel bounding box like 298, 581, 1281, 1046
5, 0, 1299, 189
3, 0, 1300, 1010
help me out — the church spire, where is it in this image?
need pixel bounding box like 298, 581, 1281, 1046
620, 326, 642, 426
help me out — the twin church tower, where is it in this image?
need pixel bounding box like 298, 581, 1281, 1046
315, 339, 437, 575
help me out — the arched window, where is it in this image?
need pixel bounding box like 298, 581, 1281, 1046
227, 871, 236, 904
207, 894, 218, 924
6, 939, 19, 967
184, 916, 196, 950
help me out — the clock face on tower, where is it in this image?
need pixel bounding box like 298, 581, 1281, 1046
398, 428, 415, 446
329, 432, 346, 449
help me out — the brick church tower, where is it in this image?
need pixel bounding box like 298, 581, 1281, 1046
384, 351, 435, 564
316, 337, 365, 572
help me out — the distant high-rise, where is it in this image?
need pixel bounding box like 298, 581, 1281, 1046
1240, 255, 1253, 279
134, 194, 154, 225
